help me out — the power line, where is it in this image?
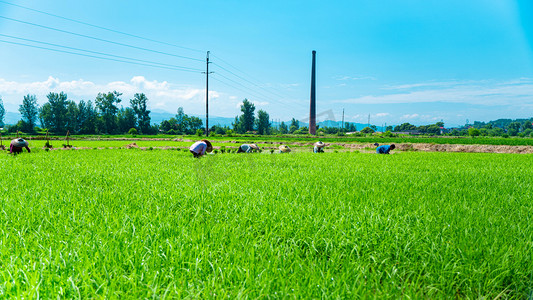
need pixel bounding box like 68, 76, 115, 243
0, 0, 205, 53
0, 39, 202, 73
0, 15, 204, 62
212, 62, 288, 100
214, 72, 275, 101
0, 34, 203, 72
211, 75, 305, 112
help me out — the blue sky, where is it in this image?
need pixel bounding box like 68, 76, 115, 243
1, 0, 532, 127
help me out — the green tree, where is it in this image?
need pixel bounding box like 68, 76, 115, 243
40, 92, 68, 133
507, 122, 521, 135
394, 123, 416, 131
522, 120, 533, 131
279, 121, 288, 134
19, 94, 39, 132
130, 93, 151, 134
239, 99, 255, 132
78, 100, 97, 134
117, 107, 137, 133
289, 118, 299, 133
64, 101, 80, 133
95, 91, 122, 134
468, 127, 480, 137
188, 116, 203, 134
426, 124, 441, 135
0, 97, 5, 128
255, 109, 271, 135
361, 127, 375, 134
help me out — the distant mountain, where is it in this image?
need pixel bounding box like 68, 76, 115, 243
150, 109, 235, 127
4, 112, 21, 125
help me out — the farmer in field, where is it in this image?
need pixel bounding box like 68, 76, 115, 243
237, 143, 260, 153
313, 141, 325, 153
375, 143, 395, 154
189, 139, 213, 158
10, 138, 31, 154
279, 145, 291, 153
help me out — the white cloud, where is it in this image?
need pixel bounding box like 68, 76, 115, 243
375, 112, 390, 117
335, 75, 377, 81
401, 114, 419, 119
0, 76, 209, 113
336, 78, 533, 105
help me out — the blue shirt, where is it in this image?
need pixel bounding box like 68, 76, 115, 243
376, 145, 392, 154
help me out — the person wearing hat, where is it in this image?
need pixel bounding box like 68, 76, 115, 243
10, 138, 31, 154
313, 141, 326, 153
237, 143, 260, 153
376, 143, 395, 154
189, 139, 213, 158
278, 145, 291, 153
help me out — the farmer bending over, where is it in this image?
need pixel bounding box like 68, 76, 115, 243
237, 143, 260, 153
279, 145, 291, 153
313, 141, 325, 153
376, 143, 395, 154
10, 138, 31, 154
189, 139, 213, 158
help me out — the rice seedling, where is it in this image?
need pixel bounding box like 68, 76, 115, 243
0, 150, 531, 298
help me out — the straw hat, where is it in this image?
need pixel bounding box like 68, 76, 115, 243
201, 139, 213, 153
314, 141, 325, 148
11, 138, 28, 147
250, 144, 260, 150
279, 145, 291, 153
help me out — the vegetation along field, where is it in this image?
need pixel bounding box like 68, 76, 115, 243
1, 149, 532, 298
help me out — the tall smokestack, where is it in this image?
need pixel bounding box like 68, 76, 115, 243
309, 50, 317, 135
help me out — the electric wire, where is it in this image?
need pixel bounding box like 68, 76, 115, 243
212, 64, 306, 111
0, 0, 205, 53
211, 74, 305, 112
211, 53, 296, 99
0, 15, 204, 62
212, 62, 288, 100
0, 2, 307, 117
0, 33, 203, 72
0, 39, 202, 73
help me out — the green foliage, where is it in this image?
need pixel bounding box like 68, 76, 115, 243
130, 93, 151, 134
468, 127, 480, 137
128, 128, 138, 135
289, 118, 299, 133
233, 99, 255, 134
40, 92, 69, 133
0, 96, 5, 128
279, 121, 288, 134
19, 94, 39, 132
196, 128, 204, 136
255, 109, 271, 135
360, 127, 375, 134
95, 91, 122, 134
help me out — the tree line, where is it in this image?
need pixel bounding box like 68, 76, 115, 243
1, 94, 532, 137
1, 92, 154, 134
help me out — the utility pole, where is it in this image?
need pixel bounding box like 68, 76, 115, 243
203, 51, 213, 136
367, 114, 370, 128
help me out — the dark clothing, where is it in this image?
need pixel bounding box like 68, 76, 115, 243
376, 145, 392, 154
190, 150, 201, 158
10, 144, 31, 154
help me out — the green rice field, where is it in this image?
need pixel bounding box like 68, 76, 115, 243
1, 149, 532, 298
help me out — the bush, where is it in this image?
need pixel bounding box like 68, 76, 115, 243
196, 129, 204, 136
128, 128, 138, 135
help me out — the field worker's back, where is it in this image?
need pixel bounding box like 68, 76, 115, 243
240, 144, 252, 153
190, 141, 207, 156
376, 145, 392, 154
